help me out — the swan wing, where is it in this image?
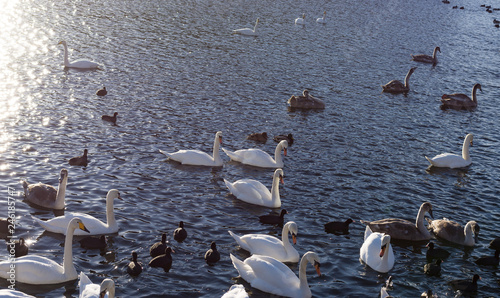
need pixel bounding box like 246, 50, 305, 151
233, 28, 256, 36
428, 219, 466, 244
25, 183, 57, 203
411, 54, 433, 63
68, 59, 99, 69
224, 179, 270, 205
383, 80, 404, 89
0, 255, 66, 284
160, 149, 216, 166
221, 284, 248, 298
426, 153, 469, 168
33, 213, 108, 235
230, 149, 278, 167
362, 218, 423, 241
360, 233, 394, 273
0, 289, 36, 298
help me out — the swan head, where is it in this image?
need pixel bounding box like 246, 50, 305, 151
59, 168, 68, 182
99, 279, 115, 298
58, 41, 67, 46
70, 217, 90, 233
216, 131, 223, 144
286, 221, 298, 244
473, 83, 482, 93
274, 168, 285, 184
420, 202, 433, 219
466, 221, 480, 242
278, 140, 288, 156
379, 234, 391, 258
302, 89, 309, 97
302, 13, 306, 19
304, 252, 321, 276
409, 67, 417, 75
435, 46, 441, 53
107, 189, 122, 201
465, 134, 473, 147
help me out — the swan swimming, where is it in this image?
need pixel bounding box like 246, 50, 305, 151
160, 131, 223, 166
33, 189, 121, 235
295, 14, 306, 25
58, 41, 99, 69
224, 168, 284, 208
0, 218, 89, 284
427, 218, 480, 246
360, 226, 394, 273
22, 168, 68, 210
425, 134, 473, 168
316, 11, 326, 24
440, 84, 482, 110
411, 46, 440, 65
79, 272, 115, 298
222, 140, 287, 168
230, 251, 321, 298
228, 221, 299, 263
233, 18, 259, 36
382, 67, 417, 94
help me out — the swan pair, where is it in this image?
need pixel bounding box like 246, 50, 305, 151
360, 226, 394, 273
23, 168, 68, 210
360, 202, 433, 242
425, 134, 473, 168
224, 168, 284, 208
0, 218, 89, 284
230, 251, 321, 298
79, 272, 115, 298
58, 41, 100, 69
33, 189, 121, 235
229, 221, 299, 263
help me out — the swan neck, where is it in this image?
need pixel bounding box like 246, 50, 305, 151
270, 172, 281, 206
63, 224, 77, 278
433, 48, 438, 59
462, 137, 471, 161
212, 135, 221, 164
253, 20, 258, 32
404, 71, 412, 88
464, 223, 474, 245
471, 86, 478, 104
298, 254, 310, 294
281, 224, 291, 249
55, 177, 67, 209
62, 43, 69, 66
415, 206, 429, 236
106, 195, 117, 229
274, 144, 283, 165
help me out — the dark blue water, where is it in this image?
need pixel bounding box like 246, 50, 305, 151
0, 0, 499, 296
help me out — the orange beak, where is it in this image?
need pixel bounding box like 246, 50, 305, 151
292, 234, 297, 245
380, 245, 386, 258
314, 262, 321, 276
284, 148, 287, 156
280, 176, 284, 184
219, 136, 222, 145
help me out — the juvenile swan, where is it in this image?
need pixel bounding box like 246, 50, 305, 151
427, 219, 480, 247
441, 83, 482, 110
23, 168, 68, 210
360, 202, 433, 241
382, 67, 417, 94
412, 46, 441, 65
288, 90, 326, 109
425, 134, 473, 168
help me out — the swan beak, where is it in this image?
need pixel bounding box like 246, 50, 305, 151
279, 175, 284, 185
58, 41, 63, 45
379, 244, 387, 257
79, 222, 90, 233
219, 136, 223, 145
284, 148, 287, 156
99, 291, 106, 298
314, 261, 321, 276
292, 233, 297, 245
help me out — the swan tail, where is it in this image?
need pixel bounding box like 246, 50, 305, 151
159, 149, 172, 158
32, 216, 54, 232
78, 272, 92, 294
222, 148, 240, 161
22, 180, 28, 194
228, 230, 244, 248
425, 156, 435, 165
230, 254, 254, 281
363, 225, 373, 241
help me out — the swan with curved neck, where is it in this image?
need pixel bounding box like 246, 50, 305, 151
222, 140, 287, 168
295, 14, 306, 25
33, 189, 121, 235
360, 226, 394, 273
233, 18, 259, 36
360, 202, 433, 241
382, 67, 417, 94
228, 221, 299, 263
23, 168, 68, 210
412, 46, 441, 64
58, 41, 99, 69
316, 11, 326, 23
441, 84, 482, 109
224, 168, 284, 208
425, 134, 473, 168
0, 217, 89, 284
427, 219, 479, 247
230, 251, 321, 298
160, 131, 223, 166
79, 272, 115, 298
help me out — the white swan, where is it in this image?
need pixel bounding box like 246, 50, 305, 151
233, 18, 259, 36
222, 140, 287, 168
228, 221, 299, 263
33, 189, 121, 236
230, 251, 321, 298
58, 41, 99, 69
427, 219, 479, 247
160, 131, 223, 166
221, 284, 249, 298
23, 168, 68, 210
79, 272, 115, 298
295, 14, 306, 25
360, 226, 394, 273
316, 11, 326, 24
425, 134, 473, 168
0, 217, 89, 284
224, 168, 284, 208
0, 289, 36, 297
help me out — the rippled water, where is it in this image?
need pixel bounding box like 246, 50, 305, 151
0, 0, 500, 297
